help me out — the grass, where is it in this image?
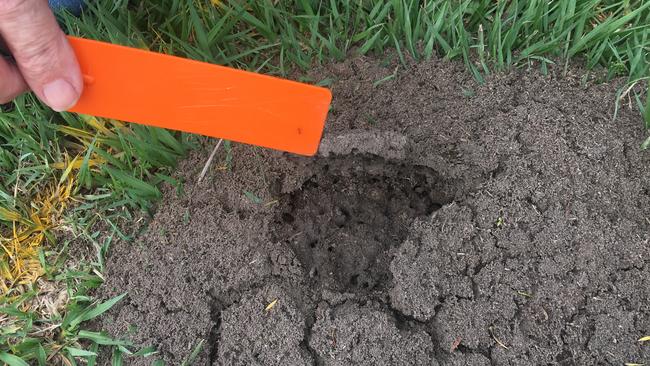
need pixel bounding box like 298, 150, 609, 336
1, 0, 649, 364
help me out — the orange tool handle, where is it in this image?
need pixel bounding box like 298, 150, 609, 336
66, 36, 332, 156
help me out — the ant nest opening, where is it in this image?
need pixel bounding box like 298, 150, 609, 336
271, 154, 455, 294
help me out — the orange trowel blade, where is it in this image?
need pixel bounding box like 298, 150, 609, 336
66, 36, 332, 156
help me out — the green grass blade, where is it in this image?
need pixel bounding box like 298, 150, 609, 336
112, 347, 123, 366
643, 80, 650, 129
77, 330, 130, 346
66, 347, 98, 357
0, 352, 29, 366
181, 339, 205, 366
36, 344, 46, 366
569, 1, 650, 57
68, 293, 127, 330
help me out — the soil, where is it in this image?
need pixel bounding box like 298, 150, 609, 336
97, 54, 650, 366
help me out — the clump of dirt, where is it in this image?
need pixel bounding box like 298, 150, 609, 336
217, 283, 311, 365
309, 301, 436, 365
270, 154, 454, 294
96, 53, 650, 366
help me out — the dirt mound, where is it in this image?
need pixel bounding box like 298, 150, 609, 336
98, 55, 650, 365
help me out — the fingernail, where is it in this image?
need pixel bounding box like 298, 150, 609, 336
43, 79, 79, 111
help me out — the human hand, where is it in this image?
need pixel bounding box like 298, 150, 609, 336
0, 0, 83, 111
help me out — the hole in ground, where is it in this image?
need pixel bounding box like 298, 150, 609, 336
270, 153, 454, 294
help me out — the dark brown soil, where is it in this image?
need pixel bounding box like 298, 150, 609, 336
98, 55, 650, 366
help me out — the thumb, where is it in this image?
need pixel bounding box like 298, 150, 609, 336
0, 0, 83, 111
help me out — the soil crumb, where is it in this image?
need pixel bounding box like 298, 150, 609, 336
97, 54, 650, 366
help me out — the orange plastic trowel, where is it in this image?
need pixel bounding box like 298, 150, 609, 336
66, 36, 332, 156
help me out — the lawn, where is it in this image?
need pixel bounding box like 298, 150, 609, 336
1, 0, 649, 364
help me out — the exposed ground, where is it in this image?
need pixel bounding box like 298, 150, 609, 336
97, 55, 650, 365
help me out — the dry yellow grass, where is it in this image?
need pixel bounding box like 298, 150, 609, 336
1, 174, 75, 296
